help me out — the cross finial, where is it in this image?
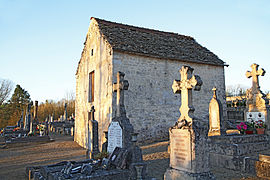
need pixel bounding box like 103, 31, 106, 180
90, 106, 95, 120
113, 72, 129, 117
212, 87, 217, 98
246, 63, 265, 93
172, 66, 202, 123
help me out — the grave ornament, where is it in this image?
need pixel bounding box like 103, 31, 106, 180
245, 63, 270, 133
108, 71, 134, 153
165, 66, 215, 180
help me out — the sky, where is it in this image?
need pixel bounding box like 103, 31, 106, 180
0, 0, 269, 103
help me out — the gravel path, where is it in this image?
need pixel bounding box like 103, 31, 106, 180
0, 135, 86, 180
0, 135, 266, 180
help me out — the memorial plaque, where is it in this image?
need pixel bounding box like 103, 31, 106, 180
170, 129, 192, 171
246, 112, 265, 122
108, 121, 123, 153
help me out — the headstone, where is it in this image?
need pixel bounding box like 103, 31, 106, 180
245, 63, 270, 132
24, 103, 31, 131
89, 106, 99, 159
208, 87, 225, 136
102, 131, 108, 152
17, 110, 24, 128
33, 101, 38, 122
164, 66, 215, 180
32, 101, 39, 133
64, 103, 68, 121
108, 71, 134, 153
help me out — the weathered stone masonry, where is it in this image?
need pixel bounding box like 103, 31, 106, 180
75, 17, 227, 149
113, 52, 226, 142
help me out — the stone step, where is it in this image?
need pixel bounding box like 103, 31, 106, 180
210, 141, 270, 156
209, 134, 269, 144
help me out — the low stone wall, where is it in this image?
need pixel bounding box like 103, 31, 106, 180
209, 134, 270, 172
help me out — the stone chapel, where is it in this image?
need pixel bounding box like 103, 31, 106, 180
75, 17, 227, 149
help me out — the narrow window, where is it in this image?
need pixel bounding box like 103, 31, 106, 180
89, 71, 94, 102
91, 49, 94, 56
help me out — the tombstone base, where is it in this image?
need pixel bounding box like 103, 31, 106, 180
164, 168, 215, 180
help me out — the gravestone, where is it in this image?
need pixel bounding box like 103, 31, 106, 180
24, 103, 32, 132
89, 106, 99, 159
244, 63, 270, 132
164, 66, 214, 180
64, 103, 67, 121
17, 110, 24, 129
32, 101, 39, 133
208, 87, 225, 136
108, 71, 134, 153
102, 131, 108, 152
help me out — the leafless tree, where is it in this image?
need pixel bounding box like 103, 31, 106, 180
0, 79, 14, 105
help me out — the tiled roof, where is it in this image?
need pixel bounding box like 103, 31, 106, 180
93, 17, 225, 66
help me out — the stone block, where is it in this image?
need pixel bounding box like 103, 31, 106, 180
255, 161, 270, 179
164, 168, 215, 180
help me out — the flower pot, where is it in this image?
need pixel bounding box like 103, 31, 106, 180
256, 128, 265, 135
245, 130, 253, 134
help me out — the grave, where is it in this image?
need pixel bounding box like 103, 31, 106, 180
244, 63, 270, 133
164, 65, 215, 180
24, 102, 32, 132
89, 106, 100, 159
208, 63, 270, 173
208, 87, 225, 136
27, 71, 149, 179
26, 135, 148, 179
108, 71, 134, 153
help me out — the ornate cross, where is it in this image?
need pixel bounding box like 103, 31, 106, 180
113, 71, 129, 117
246, 63, 265, 93
172, 66, 202, 123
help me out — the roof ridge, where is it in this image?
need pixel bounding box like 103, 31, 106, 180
91, 17, 195, 40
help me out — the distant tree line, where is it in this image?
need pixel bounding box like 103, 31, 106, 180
0, 79, 75, 129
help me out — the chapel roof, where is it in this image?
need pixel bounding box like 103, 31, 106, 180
92, 17, 226, 66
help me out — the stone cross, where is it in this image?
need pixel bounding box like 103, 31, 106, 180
172, 66, 202, 123
246, 63, 265, 94
113, 71, 129, 117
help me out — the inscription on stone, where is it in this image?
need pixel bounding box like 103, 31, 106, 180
170, 129, 191, 171
108, 121, 123, 153
246, 112, 265, 122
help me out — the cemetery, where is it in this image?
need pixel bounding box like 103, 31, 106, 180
1, 63, 268, 179
1, 17, 270, 180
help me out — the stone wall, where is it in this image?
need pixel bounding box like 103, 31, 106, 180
75, 19, 113, 149
112, 52, 226, 142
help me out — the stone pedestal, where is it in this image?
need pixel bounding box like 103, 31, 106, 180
165, 122, 214, 180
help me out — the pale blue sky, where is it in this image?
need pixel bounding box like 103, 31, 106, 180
0, 0, 269, 102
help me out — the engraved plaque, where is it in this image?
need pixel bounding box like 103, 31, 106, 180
170, 129, 192, 171
108, 121, 123, 153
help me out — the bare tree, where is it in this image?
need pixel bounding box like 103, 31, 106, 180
0, 79, 14, 105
